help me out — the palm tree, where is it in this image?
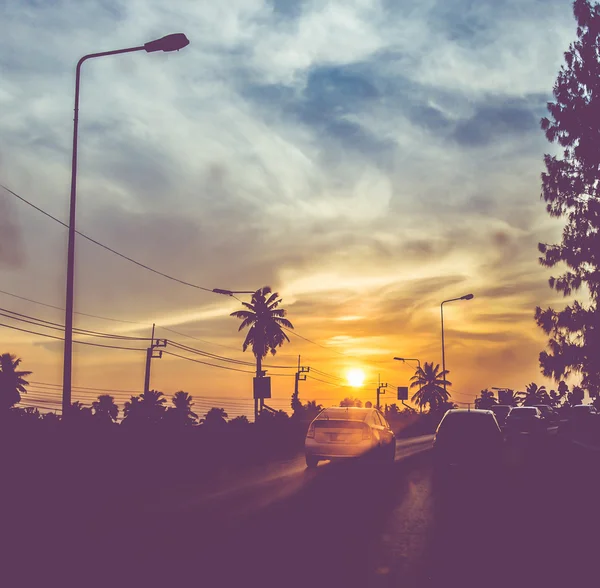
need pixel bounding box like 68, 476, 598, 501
200, 407, 228, 428
0, 353, 32, 410
168, 391, 198, 427
229, 415, 250, 429
385, 403, 401, 417
230, 286, 294, 377
520, 382, 549, 406
123, 390, 166, 426
340, 397, 363, 407
475, 389, 497, 410
92, 394, 119, 424
409, 362, 451, 412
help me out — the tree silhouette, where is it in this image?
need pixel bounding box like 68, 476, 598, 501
519, 383, 550, 406
123, 390, 166, 426
92, 394, 119, 424
536, 0, 600, 396
166, 391, 197, 427
566, 385, 585, 407
385, 403, 401, 417
340, 397, 362, 407
230, 286, 294, 377
0, 353, 32, 410
409, 362, 451, 412
16, 406, 41, 423
70, 401, 92, 417
475, 389, 497, 410
229, 415, 251, 429
200, 407, 228, 428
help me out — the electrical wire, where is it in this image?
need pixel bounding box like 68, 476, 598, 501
0, 307, 151, 341
0, 322, 146, 351
167, 339, 296, 369
0, 287, 148, 326
1, 183, 225, 293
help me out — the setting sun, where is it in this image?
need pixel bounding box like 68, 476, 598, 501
346, 368, 366, 387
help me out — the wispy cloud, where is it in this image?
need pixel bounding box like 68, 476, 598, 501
0, 0, 580, 401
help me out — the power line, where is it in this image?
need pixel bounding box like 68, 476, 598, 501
167, 339, 296, 369
29, 380, 142, 394
0, 287, 148, 326
0, 322, 146, 351
0, 307, 151, 341
282, 326, 397, 370
1, 183, 221, 293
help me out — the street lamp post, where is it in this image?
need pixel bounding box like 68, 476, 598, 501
62, 34, 190, 417
440, 294, 474, 394
394, 357, 421, 412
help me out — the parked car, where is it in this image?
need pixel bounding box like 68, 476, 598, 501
304, 407, 396, 468
490, 405, 512, 428
533, 405, 559, 425
433, 409, 503, 469
558, 404, 599, 439
504, 407, 545, 437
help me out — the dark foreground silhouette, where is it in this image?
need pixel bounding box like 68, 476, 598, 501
2, 428, 598, 588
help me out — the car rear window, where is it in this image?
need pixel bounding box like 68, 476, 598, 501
437, 413, 498, 436
317, 408, 368, 421
314, 420, 365, 429
509, 408, 537, 418
492, 406, 511, 416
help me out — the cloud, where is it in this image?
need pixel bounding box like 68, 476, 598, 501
0, 189, 25, 269
0, 0, 580, 402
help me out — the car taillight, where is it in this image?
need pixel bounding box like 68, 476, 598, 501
307, 423, 315, 438
362, 425, 372, 440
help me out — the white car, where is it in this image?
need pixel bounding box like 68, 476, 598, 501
304, 406, 396, 468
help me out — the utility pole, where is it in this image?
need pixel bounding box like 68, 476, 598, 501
292, 355, 310, 412
143, 323, 167, 394
376, 373, 388, 410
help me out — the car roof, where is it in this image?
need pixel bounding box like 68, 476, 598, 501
316, 407, 374, 419
444, 409, 494, 416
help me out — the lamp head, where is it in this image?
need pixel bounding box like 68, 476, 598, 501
144, 33, 190, 53
461, 293, 474, 300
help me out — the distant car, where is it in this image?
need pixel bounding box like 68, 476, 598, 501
569, 404, 598, 417
533, 404, 559, 424
558, 405, 599, 440
433, 409, 503, 469
304, 407, 396, 468
504, 407, 545, 437
490, 405, 512, 427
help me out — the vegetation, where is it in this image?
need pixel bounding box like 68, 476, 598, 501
536, 0, 600, 399
409, 362, 452, 412
230, 286, 294, 376
339, 397, 362, 407
474, 389, 497, 410
0, 353, 32, 410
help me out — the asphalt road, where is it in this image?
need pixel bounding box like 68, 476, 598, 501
7, 433, 599, 588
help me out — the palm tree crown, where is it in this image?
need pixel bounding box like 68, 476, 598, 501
230, 286, 294, 373
0, 353, 32, 410
520, 382, 549, 406
92, 394, 119, 423
123, 390, 166, 425
409, 362, 451, 412
169, 391, 198, 426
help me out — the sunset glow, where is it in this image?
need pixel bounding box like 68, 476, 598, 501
346, 369, 366, 388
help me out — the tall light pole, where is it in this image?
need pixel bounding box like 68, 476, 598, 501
62, 34, 190, 417
440, 294, 474, 394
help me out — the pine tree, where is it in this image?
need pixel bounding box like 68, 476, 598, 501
536, 0, 600, 397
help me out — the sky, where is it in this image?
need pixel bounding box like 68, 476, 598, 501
0, 0, 582, 417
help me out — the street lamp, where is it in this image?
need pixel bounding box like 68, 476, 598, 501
440, 294, 474, 394
62, 34, 190, 417
394, 357, 421, 412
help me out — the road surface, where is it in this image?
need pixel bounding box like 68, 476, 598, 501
6, 433, 599, 588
